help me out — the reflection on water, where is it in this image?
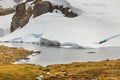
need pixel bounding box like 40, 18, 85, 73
0, 42, 120, 66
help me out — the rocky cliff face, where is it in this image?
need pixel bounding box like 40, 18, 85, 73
33, 1, 53, 18
11, 0, 78, 32
11, 3, 32, 32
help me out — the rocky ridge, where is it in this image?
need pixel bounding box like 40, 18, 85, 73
11, 0, 78, 32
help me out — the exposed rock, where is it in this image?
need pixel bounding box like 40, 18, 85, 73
11, 3, 32, 32
0, 8, 15, 16
11, 0, 78, 32
53, 5, 77, 17
33, 1, 52, 18
16, 3, 26, 14
41, 38, 61, 47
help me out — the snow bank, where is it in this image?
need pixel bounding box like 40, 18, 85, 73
1, 12, 120, 48
0, 29, 4, 37
0, 0, 16, 9
11, 34, 41, 43
66, 0, 120, 23
43, 0, 82, 15
1, 0, 120, 48
43, 0, 71, 8
0, 14, 14, 37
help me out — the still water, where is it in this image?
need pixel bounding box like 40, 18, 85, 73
0, 42, 120, 66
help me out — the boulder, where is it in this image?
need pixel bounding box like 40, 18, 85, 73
33, 1, 52, 18
41, 38, 61, 47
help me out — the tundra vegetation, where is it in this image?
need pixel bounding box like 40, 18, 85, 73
0, 45, 120, 80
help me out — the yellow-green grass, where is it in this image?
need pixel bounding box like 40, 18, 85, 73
0, 64, 45, 80
0, 60, 120, 80
43, 60, 120, 80
0, 45, 33, 64
0, 45, 120, 80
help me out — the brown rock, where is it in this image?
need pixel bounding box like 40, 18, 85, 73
11, 0, 53, 32
10, 0, 78, 32
33, 1, 52, 18
53, 6, 78, 17
16, 3, 26, 15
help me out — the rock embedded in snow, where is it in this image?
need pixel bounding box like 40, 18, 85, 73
11, 3, 32, 32
33, 1, 53, 18
43, 0, 71, 8
0, 8, 15, 16
0, 14, 14, 37
2, 12, 120, 48
41, 38, 61, 47
16, 3, 26, 14
10, 0, 79, 32
52, 5, 77, 17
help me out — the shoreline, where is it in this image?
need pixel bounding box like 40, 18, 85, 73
0, 45, 120, 79
0, 45, 33, 64
0, 60, 119, 80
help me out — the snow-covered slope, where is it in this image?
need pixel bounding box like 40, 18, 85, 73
0, 0, 16, 9
1, 12, 120, 48
0, 13, 14, 37
1, 0, 120, 48
66, 0, 120, 23
10, 34, 41, 43
43, 0, 81, 15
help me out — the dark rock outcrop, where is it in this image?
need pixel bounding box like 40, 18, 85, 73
41, 38, 61, 47
11, 3, 32, 32
33, 1, 52, 18
0, 8, 15, 16
11, 0, 78, 32
53, 5, 77, 17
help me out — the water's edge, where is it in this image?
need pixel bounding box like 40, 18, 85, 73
1, 42, 120, 66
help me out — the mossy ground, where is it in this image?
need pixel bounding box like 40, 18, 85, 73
0, 45, 33, 64
0, 64, 45, 80
44, 60, 120, 80
0, 45, 120, 80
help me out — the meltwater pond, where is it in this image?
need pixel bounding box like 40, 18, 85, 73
0, 42, 120, 66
